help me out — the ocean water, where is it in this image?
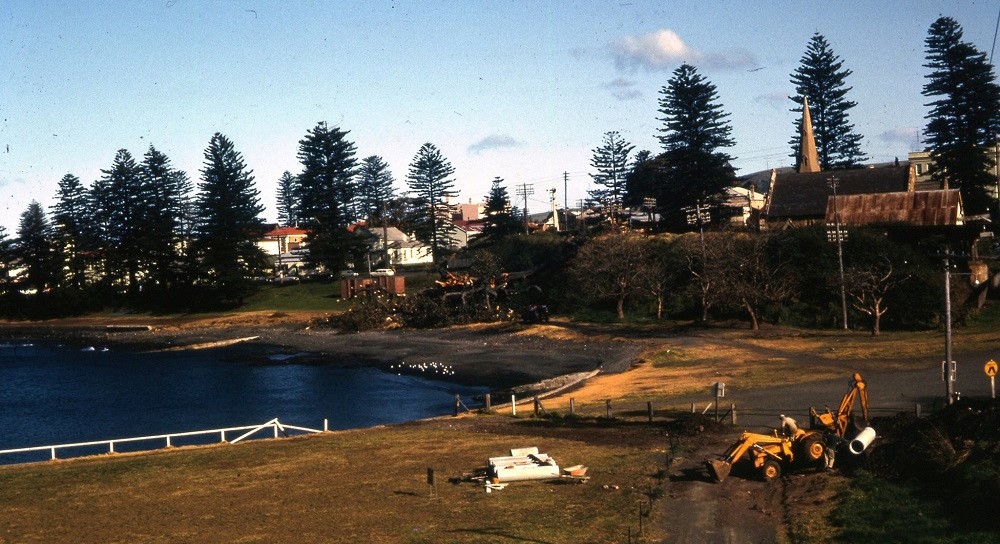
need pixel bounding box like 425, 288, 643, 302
0, 340, 485, 462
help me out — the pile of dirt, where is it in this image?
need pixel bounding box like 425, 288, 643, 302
866, 399, 1000, 531
662, 413, 732, 437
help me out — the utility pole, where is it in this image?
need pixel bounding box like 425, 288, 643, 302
516, 183, 534, 235
549, 188, 560, 231
944, 254, 956, 404
381, 200, 390, 269
827, 177, 849, 330
563, 171, 569, 212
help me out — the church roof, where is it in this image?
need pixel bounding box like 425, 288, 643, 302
765, 165, 913, 220
827, 189, 963, 226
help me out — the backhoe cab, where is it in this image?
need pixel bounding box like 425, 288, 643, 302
809, 372, 869, 436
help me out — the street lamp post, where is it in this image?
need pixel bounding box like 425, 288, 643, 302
827, 177, 849, 330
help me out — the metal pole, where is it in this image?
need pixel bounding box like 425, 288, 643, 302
830, 177, 848, 330
945, 259, 955, 404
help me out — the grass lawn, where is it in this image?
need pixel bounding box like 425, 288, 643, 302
0, 420, 665, 544
241, 281, 352, 313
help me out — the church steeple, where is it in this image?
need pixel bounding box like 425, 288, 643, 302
798, 96, 820, 173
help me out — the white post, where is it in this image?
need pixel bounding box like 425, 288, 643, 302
511, 395, 517, 415
992, 376, 996, 399
273, 423, 279, 438
109, 441, 115, 454
166, 435, 172, 448
220, 430, 226, 443
50, 447, 56, 460
324, 418, 329, 432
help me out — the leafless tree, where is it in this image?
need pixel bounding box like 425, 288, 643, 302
637, 235, 683, 320
570, 228, 647, 320
719, 232, 797, 330
678, 232, 727, 323
845, 256, 906, 336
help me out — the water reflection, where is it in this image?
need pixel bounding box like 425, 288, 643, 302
0, 341, 485, 455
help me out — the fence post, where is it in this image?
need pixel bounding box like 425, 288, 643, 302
273, 423, 279, 438
454, 394, 461, 417
50, 447, 56, 460
166, 435, 172, 448
221, 430, 226, 443
511, 395, 516, 416
647, 401, 654, 424
915, 403, 921, 418
569, 398, 575, 415
691, 402, 695, 414
484, 393, 491, 411
606, 400, 612, 419
324, 418, 329, 432
730, 403, 737, 425
109, 441, 115, 454
534, 397, 540, 416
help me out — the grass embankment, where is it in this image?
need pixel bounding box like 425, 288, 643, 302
0, 421, 665, 544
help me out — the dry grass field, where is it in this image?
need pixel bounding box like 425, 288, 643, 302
0, 417, 670, 544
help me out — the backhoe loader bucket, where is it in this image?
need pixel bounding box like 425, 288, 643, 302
705, 459, 731, 482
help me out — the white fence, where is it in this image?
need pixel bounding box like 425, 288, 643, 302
0, 417, 327, 464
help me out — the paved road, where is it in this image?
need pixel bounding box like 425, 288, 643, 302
672, 363, 996, 432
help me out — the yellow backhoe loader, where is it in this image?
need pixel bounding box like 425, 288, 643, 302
810, 372, 869, 436
705, 428, 824, 482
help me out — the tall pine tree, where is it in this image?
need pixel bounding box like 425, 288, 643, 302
275, 171, 299, 227
479, 177, 521, 243
789, 33, 867, 170
0, 226, 15, 295
140, 145, 188, 293
100, 149, 145, 293
15, 201, 60, 293
50, 173, 92, 289
194, 133, 266, 305
587, 131, 634, 218
356, 156, 395, 224
923, 16, 1000, 215
296, 122, 360, 269
655, 63, 736, 220
406, 143, 457, 263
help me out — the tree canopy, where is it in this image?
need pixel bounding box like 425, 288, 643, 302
653, 63, 737, 223
789, 33, 867, 170
922, 16, 1000, 215
406, 143, 458, 262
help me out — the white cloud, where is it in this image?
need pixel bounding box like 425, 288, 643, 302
611, 29, 757, 72
603, 78, 642, 101
879, 127, 921, 148
612, 29, 697, 71
467, 134, 524, 155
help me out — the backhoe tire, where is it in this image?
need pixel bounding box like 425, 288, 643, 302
802, 435, 825, 462
761, 459, 782, 480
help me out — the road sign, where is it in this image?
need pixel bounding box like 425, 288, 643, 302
986, 360, 998, 378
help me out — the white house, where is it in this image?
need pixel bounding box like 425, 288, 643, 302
356, 226, 434, 267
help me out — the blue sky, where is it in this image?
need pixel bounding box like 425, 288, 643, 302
2, 1, 999, 233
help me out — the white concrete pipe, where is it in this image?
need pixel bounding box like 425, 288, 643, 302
849, 426, 876, 454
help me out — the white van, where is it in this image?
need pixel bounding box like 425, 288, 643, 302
371, 268, 395, 277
